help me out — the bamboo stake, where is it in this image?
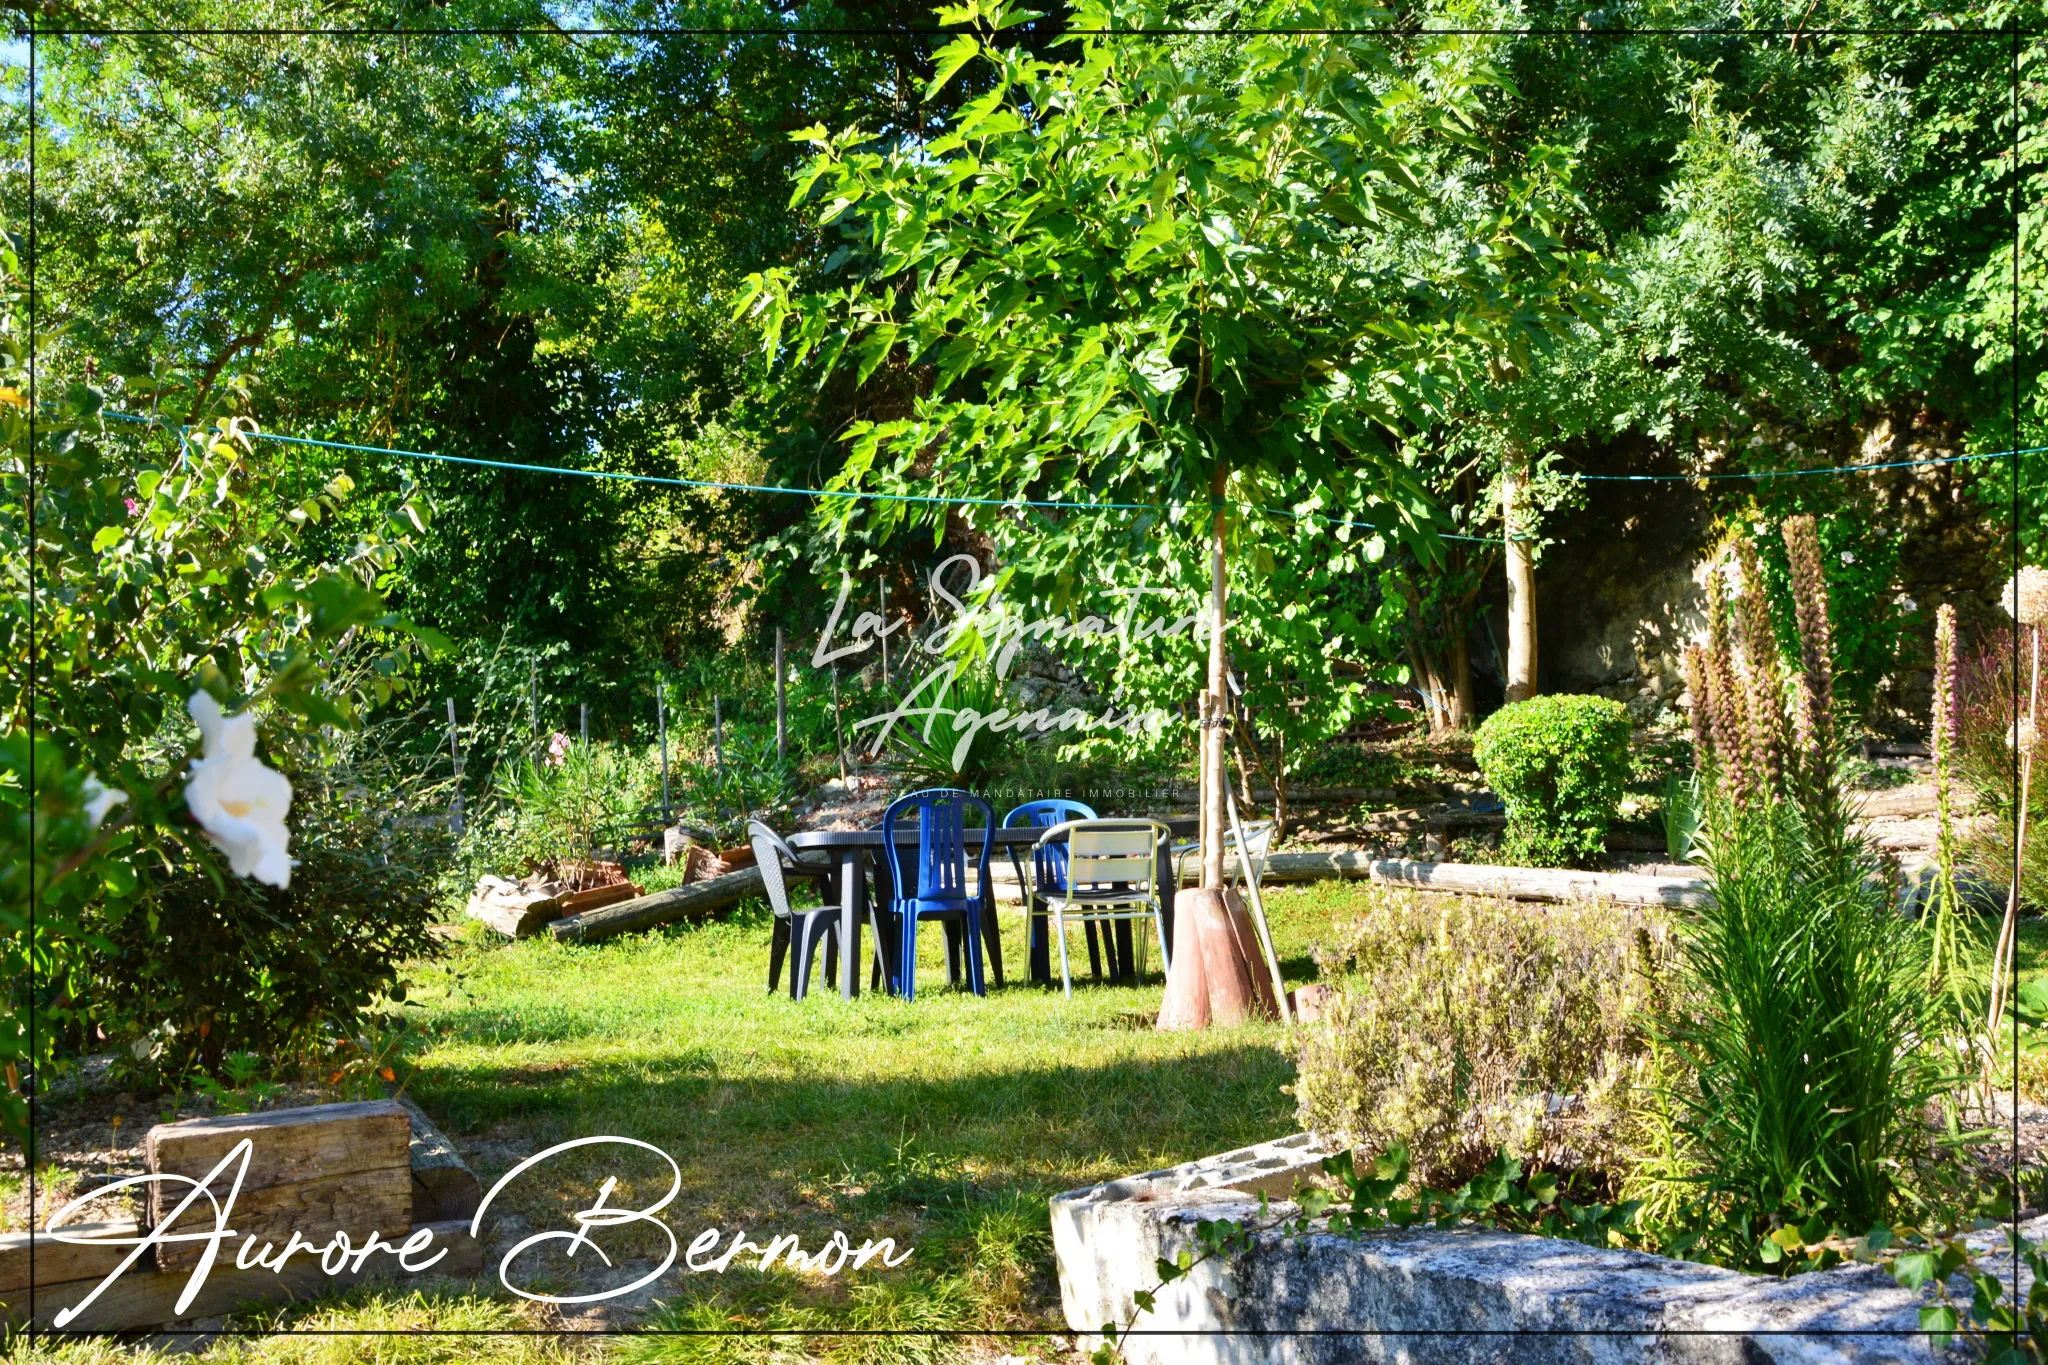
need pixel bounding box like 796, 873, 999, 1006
658, 680, 670, 822
775, 628, 788, 763
714, 696, 726, 775
831, 667, 848, 781
1224, 764, 1292, 1025
445, 697, 465, 836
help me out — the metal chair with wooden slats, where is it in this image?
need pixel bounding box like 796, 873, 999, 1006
1027, 818, 1173, 998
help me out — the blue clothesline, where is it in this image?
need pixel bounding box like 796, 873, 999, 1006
98, 409, 2033, 546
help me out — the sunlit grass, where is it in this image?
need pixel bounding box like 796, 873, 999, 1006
38, 884, 1340, 1360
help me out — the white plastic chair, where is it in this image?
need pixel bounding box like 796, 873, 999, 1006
1028, 819, 1172, 998
1171, 818, 1276, 893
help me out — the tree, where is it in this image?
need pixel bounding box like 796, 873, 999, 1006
744, 0, 1604, 900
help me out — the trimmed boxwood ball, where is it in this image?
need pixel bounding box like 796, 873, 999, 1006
1474, 695, 1633, 869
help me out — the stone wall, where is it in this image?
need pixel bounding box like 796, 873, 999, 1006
1519, 414, 2011, 734
1053, 1135, 1988, 1364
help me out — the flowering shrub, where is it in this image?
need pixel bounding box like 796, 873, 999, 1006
1667, 516, 1947, 1247
1293, 887, 1667, 1189
1473, 694, 1633, 868
0, 234, 441, 1148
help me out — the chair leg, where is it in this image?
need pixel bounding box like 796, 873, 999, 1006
1085, 920, 1105, 980
981, 898, 1005, 988
1154, 906, 1171, 974
791, 913, 834, 1002
899, 912, 917, 1004
964, 909, 987, 998
877, 910, 902, 995
824, 932, 839, 995
944, 920, 963, 986
1055, 907, 1074, 999
768, 918, 790, 993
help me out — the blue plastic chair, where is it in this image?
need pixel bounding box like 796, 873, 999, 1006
1004, 799, 1120, 984
882, 788, 995, 1001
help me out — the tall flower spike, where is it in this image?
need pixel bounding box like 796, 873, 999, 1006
1731, 543, 1789, 800
1685, 645, 1716, 769
1932, 603, 1958, 777
1932, 602, 1960, 860
1781, 515, 1837, 768
1706, 590, 1753, 809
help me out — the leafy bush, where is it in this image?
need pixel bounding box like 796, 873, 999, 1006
0, 236, 437, 1148
1473, 694, 1633, 868
85, 777, 447, 1082
1293, 887, 1669, 1189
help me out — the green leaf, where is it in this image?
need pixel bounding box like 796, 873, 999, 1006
1892, 1251, 1939, 1289
1123, 212, 1179, 270
925, 35, 980, 101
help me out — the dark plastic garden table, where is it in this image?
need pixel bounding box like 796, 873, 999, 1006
787, 818, 1195, 999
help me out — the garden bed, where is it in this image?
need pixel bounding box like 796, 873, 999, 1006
1053, 1137, 1993, 1364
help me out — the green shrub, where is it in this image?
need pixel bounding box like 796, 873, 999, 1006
87, 779, 447, 1082
1293, 887, 1669, 1189
1473, 695, 1633, 868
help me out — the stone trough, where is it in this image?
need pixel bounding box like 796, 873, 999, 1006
1053, 1135, 2011, 1364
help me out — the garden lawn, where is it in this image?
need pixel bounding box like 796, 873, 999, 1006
12, 885, 1349, 1365
397, 885, 1339, 1361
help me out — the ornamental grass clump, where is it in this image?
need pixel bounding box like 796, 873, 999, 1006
1472, 694, 1633, 868
1294, 887, 1669, 1189
1662, 516, 1946, 1249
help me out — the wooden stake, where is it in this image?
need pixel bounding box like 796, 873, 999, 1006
580, 702, 589, 747
831, 668, 848, 781
445, 698, 465, 836
1202, 463, 1229, 890
775, 628, 788, 763
658, 681, 670, 821
880, 580, 890, 685
714, 696, 726, 775
1225, 764, 1291, 1025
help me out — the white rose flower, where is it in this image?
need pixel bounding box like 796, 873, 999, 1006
81, 775, 128, 828
183, 691, 294, 888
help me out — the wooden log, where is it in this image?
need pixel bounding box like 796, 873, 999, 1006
551, 866, 767, 943
466, 894, 561, 938
1361, 858, 1713, 909
4, 1219, 484, 1332
1854, 789, 1961, 818
397, 1097, 481, 1224
146, 1102, 412, 1273
554, 881, 642, 916
0, 1220, 139, 1294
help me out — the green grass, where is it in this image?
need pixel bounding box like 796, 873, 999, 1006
16, 883, 1346, 1363
413, 883, 1339, 1359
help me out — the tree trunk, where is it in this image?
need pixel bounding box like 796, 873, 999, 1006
1503, 458, 1538, 704
1451, 633, 1474, 729
1203, 463, 1229, 891
1161, 461, 1276, 1031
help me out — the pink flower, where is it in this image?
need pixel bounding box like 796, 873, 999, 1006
545, 731, 571, 768
124, 497, 140, 516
